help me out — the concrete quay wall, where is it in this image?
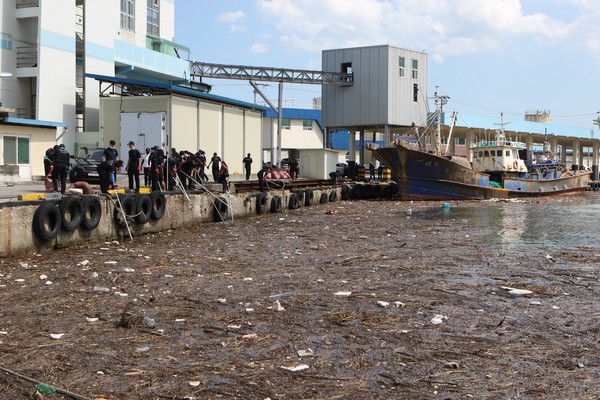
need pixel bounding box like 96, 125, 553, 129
0, 186, 342, 257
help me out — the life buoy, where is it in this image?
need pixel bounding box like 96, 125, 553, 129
69, 181, 93, 195
513, 160, 519, 170
59, 196, 83, 231
81, 196, 102, 230
32, 202, 61, 240
135, 195, 153, 224
256, 193, 267, 214
270, 195, 282, 213
149, 192, 166, 220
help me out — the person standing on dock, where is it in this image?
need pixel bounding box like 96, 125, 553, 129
51, 144, 70, 195
142, 148, 151, 187
289, 158, 299, 180
243, 153, 253, 180
208, 152, 221, 182
369, 163, 375, 180
126, 141, 142, 191
103, 140, 119, 185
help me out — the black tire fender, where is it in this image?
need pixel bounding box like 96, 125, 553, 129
319, 192, 329, 204
149, 192, 166, 220
304, 189, 314, 206
341, 185, 350, 200
32, 202, 61, 241
59, 196, 83, 231
351, 184, 364, 200
81, 196, 102, 230
270, 195, 282, 213
295, 190, 305, 207
114, 195, 136, 228
213, 197, 229, 222
288, 193, 300, 210
328, 191, 338, 202
256, 193, 268, 214
135, 195, 153, 224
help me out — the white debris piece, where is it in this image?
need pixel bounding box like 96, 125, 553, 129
217, 298, 227, 304
86, 317, 99, 322
335, 291, 352, 297
279, 364, 309, 372
501, 286, 533, 295
394, 301, 405, 308
297, 349, 314, 357
79, 260, 90, 266
529, 301, 542, 306
189, 381, 201, 387
430, 315, 447, 325
273, 300, 285, 312
377, 301, 390, 308
49, 333, 64, 340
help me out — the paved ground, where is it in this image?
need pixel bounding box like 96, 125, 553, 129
0, 173, 254, 201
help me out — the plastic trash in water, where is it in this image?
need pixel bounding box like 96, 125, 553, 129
441, 202, 450, 210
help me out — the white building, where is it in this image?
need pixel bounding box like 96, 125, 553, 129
0, 0, 190, 152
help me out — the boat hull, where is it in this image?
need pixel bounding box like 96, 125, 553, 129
372, 144, 591, 201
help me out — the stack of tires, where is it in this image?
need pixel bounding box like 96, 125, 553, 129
113, 192, 166, 228
32, 192, 167, 241
33, 196, 102, 241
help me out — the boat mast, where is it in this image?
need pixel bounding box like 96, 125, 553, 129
433, 87, 449, 155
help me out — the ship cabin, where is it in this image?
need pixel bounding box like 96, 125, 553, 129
471, 130, 528, 175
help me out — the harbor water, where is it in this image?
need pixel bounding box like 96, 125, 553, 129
412, 193, 600, 250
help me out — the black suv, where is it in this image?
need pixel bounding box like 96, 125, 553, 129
69, 146, 104, 184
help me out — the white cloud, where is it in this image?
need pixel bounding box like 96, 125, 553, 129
216, 10, 246, 23
252, 0, 600, 60
251, 43, 269, 53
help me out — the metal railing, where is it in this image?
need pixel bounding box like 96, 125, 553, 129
17, 45, 37, 68
16, 0, 39, 9
17, 108, 36, 119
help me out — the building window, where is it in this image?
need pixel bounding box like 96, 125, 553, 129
120, 0, 135, 31
413, 84, 418, 102
398, 57, 405, 77
3, 136, 30, 165
281, 118, 291, 129
303, 120, 312, 130
455, 137, 466, 145
147, 0, 160, 37
412, 59, 418, 79
1, 32, 12, 51
341, 62, 353, 82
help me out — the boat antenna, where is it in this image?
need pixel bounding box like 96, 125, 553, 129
433, 87, 450, 155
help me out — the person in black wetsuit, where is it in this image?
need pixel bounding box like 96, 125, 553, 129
126, 141, 141, 191
257, 166, 270, 192
208, 152, 221, 182
243, 153, 253, 180
52, 144, 70, 194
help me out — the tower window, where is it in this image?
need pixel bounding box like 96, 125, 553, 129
412, 59, 418, 79
398, 56, 405, 77
120, 0, 135, 31
147, 0, 160, 37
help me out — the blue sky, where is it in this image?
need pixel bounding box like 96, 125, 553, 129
174, 0, 600, 130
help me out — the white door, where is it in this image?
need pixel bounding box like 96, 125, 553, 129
120, 112, 166, 161
2, 135, 31, 181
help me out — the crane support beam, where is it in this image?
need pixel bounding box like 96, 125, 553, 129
190, 62, 353, 86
